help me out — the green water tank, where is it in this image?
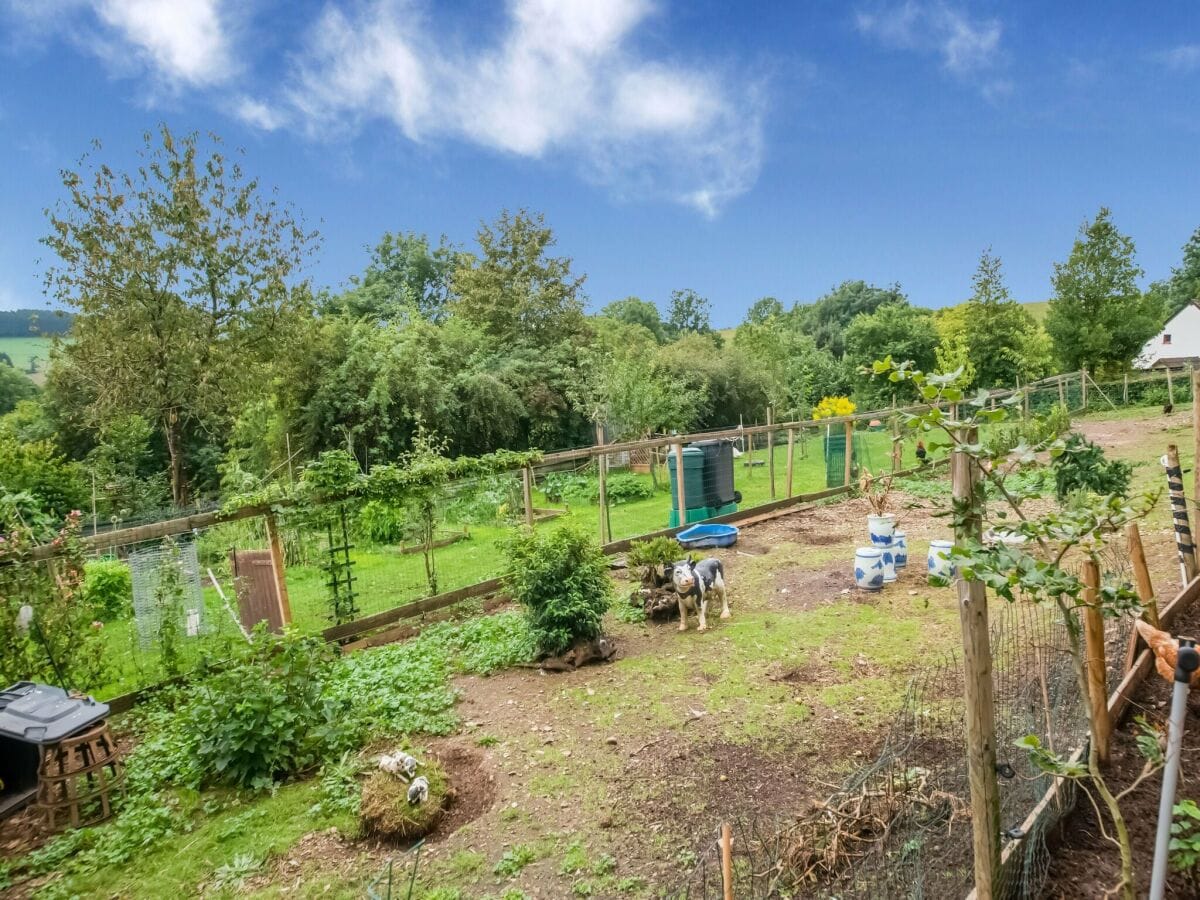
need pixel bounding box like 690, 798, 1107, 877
667, 446, 706, 512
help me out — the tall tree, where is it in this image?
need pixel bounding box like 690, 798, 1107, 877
844, 303, 940, 404
450, 209, 587, 348
1046, 208, 1162, 374
949, 249, 1052, 388
600, 296, 666, 343
42, 126, 320, 504
665, 288, 714, 338
331, 231, 458, 323
801, 280, 907, 357
1148, 224, 1200, 319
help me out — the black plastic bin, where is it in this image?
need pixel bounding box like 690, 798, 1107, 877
692, 439, 738, 507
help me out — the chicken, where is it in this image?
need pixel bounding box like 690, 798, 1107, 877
1135, 619, 1200, 686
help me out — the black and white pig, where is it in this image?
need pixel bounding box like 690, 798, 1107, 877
669, 557, 729, 632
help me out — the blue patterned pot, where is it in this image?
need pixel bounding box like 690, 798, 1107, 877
867, 514, 896, 547
893, 530, 908, 568
855, 547, 885, 592
881, 541, 897, 583
928, 539, 955, 586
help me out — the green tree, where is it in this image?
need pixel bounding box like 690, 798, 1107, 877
744, 296, 784, 326
950, 249, 1053, 387
0, 365, 37, 416
801, 280, 907, 357
1046, 208, 1162, 374
665, 288, 714, 338
1148, 224, 1200, 319
42, 126, 320, 505
331, 231, 458, 323
450, 209, 586, 348
844, 303, 939, 404
600, 296, 666, 342
733, 321, 848, 418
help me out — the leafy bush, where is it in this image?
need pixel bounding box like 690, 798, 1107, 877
445, 474, 521, 524
1171, 798, 1200, 888
1053, 433, 1132, 500
356, 500, 406, 545
985, 403, 1070, 457
82, 558, 133, 621
184, 628, 356, 790
627, 536, 683, 585
504, 526, 613, 657
539, 470, 652, 506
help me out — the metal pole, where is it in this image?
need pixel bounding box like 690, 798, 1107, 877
1149, 638, 1200, 900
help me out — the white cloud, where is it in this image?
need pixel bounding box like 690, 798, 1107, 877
233, 95, 286, 131
4, 0, 236, 87
856, 1, 1004, 90
1155, 44, 1200, 73
274, 0, 764, 216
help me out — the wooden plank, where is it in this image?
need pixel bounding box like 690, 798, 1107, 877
1123, 522, 1160, 671
953, 431, 1001, 900
341, 594, 511, 653
1082, 558, 1111, 764
264, 512, 293, 627
597, 424, 610, 545
320, 577, 504, 642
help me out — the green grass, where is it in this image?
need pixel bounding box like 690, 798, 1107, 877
40, 780, 357, 899
0, 335, 53, 377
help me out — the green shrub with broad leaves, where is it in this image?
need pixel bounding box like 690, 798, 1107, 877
355, 499, 406, 545
626, 536, 683, 586
82, 558, 133, 621
1053, 433, 1132, 500
184, 627, 357, 790
504, 525, 612, 657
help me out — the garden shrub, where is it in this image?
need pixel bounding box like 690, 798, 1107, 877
1053, 433, 1132, 500
82, 558, 133, 621
1171, 799, 1200, 891
626, 536, 683, 586
356, 499, 406, 545
504, 525, 613, 657
604, 473, 654, 504
539, 470, 652, 506
184, 627, 356, 790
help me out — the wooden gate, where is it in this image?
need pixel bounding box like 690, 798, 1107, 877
230, 549, 285, 633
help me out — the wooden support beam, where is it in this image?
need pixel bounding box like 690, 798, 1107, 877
1123, 522, 1160, 672
843, 420, 853, 487
522, 466, 535, 529
597, 425, 610, 545
1165, 444, 1199, 584
263, 512, 293, 627
767, 406, 776, 500
952, 428, 1001, 900
1123, 374, 1129, 405
1167, 366, 1175, 407
1082, 558, 1111, 765
1058, 376, 1066, 408
786, 428, 795, 498
1081, 370, 1088, 409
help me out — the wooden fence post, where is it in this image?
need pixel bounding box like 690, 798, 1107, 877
264, 512, 293, 627
1082, 558, 1111, 764
1164, 444, 1199, 585
767, 406, 776, 500
1193, 370, 1200, 507
952, 428, 1001, 899
1123, 373, 1129, 405
522, 466, 535, 529
673, 441, 687, 525
1167, 367, 1175, 408
786, 428, 795, 498
1127, 523, 1160, 628
843, 420, 854, 486
1081, 370, 1088, 409
1058, 375, 1066, 408
597, 425, 610, 545
720, 822, 734, 900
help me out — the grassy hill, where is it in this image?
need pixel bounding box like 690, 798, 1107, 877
0, 336, 54, 383
1023, 300, 1050, 322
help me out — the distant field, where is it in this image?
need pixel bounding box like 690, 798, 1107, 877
1023, 300, 1049, 321
0, 336, 54, 380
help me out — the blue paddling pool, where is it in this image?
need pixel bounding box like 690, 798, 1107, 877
676, 523, 739, 549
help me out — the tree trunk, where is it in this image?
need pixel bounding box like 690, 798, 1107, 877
164, 415, 188, 507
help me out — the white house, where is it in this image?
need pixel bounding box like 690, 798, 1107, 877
1136, 302, 1200, 369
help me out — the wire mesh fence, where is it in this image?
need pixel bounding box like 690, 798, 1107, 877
671, 546, 1136, 900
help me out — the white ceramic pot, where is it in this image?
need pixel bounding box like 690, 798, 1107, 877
855, 547, 885, 592
893, 530, 908, 568
867, 513, 896, 548
881, 540, 897, 582
928, 539, 956, 586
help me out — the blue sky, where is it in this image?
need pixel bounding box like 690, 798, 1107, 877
1, 1, 1198, 326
